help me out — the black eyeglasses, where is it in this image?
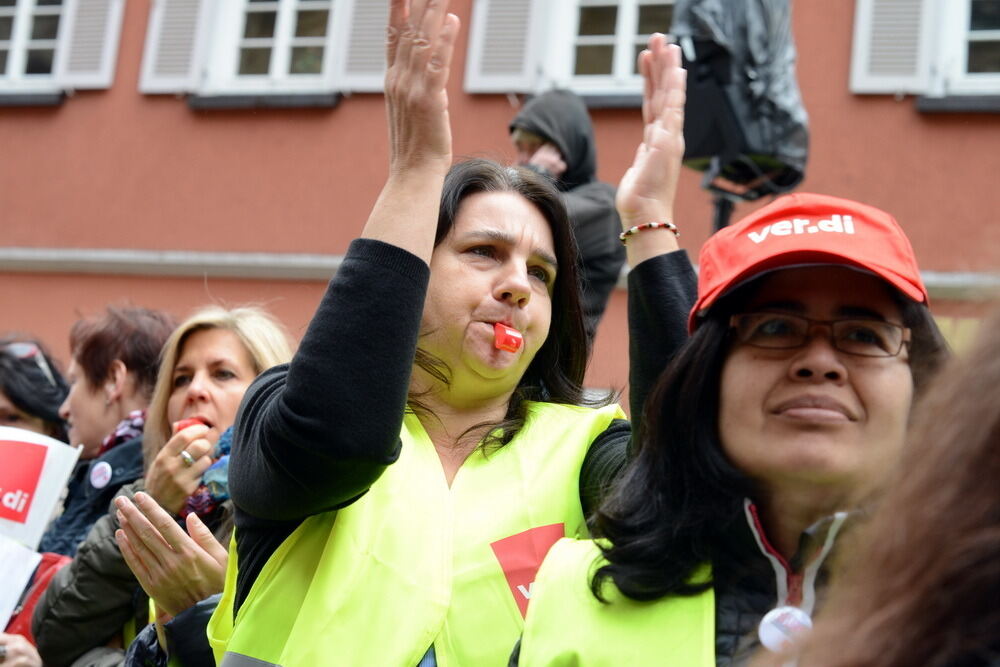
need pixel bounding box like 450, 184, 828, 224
729, 312, 911, 358
2, 342, 58, 387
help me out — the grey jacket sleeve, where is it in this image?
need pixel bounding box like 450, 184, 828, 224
33, 481, 145, 667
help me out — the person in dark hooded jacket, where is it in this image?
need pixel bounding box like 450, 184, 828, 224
510, 89, 626, 343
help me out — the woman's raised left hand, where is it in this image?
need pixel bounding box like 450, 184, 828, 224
616, 35, 687, 264
114, 491, 228, 619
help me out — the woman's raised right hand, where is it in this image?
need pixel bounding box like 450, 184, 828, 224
384, 0, 461, 178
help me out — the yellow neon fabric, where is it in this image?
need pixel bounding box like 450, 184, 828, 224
519, 538, 715, 667
209, 402, 625, 666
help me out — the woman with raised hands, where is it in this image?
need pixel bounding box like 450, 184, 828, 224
206, 2, 694, 666
33, 305, 292, 667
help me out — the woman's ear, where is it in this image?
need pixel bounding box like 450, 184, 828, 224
106, 359, 129, 403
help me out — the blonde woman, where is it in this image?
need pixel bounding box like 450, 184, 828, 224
33, 305, 293, 667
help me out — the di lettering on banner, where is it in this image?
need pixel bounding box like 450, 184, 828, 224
0, 426, 81, 550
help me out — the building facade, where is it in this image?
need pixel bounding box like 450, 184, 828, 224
2, 0, 998, 395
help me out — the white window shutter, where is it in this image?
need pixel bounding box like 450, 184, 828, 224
56, 0, 125, 89
139, 0, 212, 94
850, 0, 933, 94
464, 0, 543, 93
335, 0, 389, 93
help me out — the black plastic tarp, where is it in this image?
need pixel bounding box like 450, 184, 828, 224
671, 0, 809, 201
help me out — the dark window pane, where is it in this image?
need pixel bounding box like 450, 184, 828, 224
968, 40, 1000, 72
31, 14, 60, 40
295, 9, 328, 37
578, 6, 617, 36
25, 48, 53, 74
971, 0, 1000, 30
0, 1, 16, 7
238, 47, 271, 74
290, 45, 323, 73
638, 4, 673, 34
633, 43, 644, 73
36, 0, 62, 5
0, 50, 7, 75
244, 11, 276, 38
0, 16, 12, 40
574, 44, 614, 74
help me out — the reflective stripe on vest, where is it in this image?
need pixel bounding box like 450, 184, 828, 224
209, 402, 626, 667
519, 538, 715, 667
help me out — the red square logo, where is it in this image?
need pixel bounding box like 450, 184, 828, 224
490, 523, 565, 618
0, 439, 48, 523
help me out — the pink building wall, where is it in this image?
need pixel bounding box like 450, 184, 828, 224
2, 0, 998, 396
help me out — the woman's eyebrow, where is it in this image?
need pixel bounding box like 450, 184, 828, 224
463, 229, 558, 269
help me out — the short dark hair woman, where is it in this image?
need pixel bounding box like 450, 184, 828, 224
515, 191, 950, 665
38, 305, 175, 556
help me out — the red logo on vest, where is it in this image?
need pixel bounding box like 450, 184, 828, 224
490, 523, 564, 618
0, 439, 47, 523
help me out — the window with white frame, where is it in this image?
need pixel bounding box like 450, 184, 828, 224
237, 0, 331, 77
141, 0, 387, 98
572, 1, 673, 78
0, 0, 123, 95
965, 0, 1000, 74
851, 0, 1000, 97
0, 0, 64, 83
465, 0, 673, 96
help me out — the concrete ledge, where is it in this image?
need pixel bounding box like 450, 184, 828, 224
0, 247, 343, 281
612, 263, 1000, 302
916, 95, 1000, 113
3, 247, 1000, 301
187, 93, 341, 110
0, 92, 65, 107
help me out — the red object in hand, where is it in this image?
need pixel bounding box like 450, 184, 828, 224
173, 417, 208, 433
494, 323, 523, 352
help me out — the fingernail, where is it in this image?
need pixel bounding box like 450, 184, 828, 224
115, 496, 127, 509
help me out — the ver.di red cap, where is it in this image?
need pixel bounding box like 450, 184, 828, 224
689, 192, 927, 332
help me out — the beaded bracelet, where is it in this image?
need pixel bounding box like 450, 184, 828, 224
618, 221, 680, 244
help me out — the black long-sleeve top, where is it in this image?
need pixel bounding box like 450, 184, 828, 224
229, 238, 696, 611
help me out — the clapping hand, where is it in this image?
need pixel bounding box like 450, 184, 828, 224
114, 492, 228, 620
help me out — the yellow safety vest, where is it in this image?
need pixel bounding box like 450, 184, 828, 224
519, 538, 715, 667
209, 401, 626, 666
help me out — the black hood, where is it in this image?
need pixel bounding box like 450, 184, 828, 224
509, 89, 598, 191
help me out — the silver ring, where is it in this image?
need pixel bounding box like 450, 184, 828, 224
179, 449, 196, 467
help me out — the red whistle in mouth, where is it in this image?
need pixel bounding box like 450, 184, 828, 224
173, 417, 208, 433
494, 323, 523, 352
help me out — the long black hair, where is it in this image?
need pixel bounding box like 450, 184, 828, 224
0, 339, 69, 442
410, 158, 597, 448
591, 278, 949, 602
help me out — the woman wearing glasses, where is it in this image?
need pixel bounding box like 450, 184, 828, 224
0, 339, 68, 441
38, 306, 176, 557
515, 194, 950, 665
